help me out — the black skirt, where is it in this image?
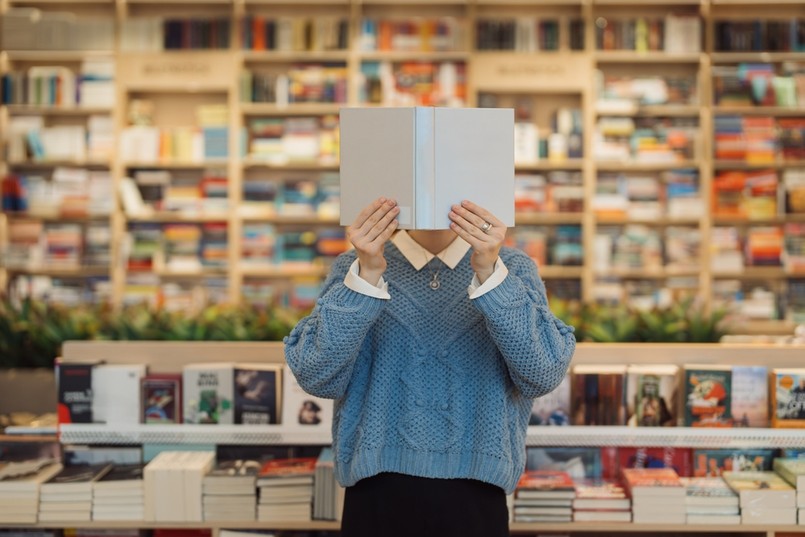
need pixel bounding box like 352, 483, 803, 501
340, 472, 510, 537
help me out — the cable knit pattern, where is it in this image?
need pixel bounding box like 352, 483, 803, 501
284, 242, 576, 494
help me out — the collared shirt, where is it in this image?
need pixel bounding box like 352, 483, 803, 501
344, 230, 508, 300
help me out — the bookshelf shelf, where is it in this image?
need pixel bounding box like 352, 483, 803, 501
3, 51, 114, 61
516, 213, 584, 225
240, 103, 344, 116
357, 51, 470, 62
240, 265, 330, 278
713, 106, 805, 117
123, 161, 230, 170
595, 161, 700, 172
8, 160, 111, 168
713, 160, 805, 170
595, 268, 701, 279
594, 52, 703, 64
713, 215, 805, 225
126, 213, 230, 223
241, 160, 339, 171
153, 269, 229, 278
595, 105, 701, 117
540, 266, 584, 278
4, 105, 113, 116
710, 52, 805, 63
4, 267, 110, 277
241, 51, 350, 63
595, 217, 701, 226
241, 215, 340, 225
711, 267, 795, 280
5, 213, 111, 223
515, 160, 585, 172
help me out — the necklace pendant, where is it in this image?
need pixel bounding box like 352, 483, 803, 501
429, 278, 440, 290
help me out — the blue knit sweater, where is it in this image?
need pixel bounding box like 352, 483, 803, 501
284, 242, 576, 494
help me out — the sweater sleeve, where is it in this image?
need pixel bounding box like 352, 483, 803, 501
470, 251, 576, 399
283, 253, 387, 400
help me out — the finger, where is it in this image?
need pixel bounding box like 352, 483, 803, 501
460, 200, 504, 227
356, 199, 397, 236
449, 209, 492, 243
352, 197, 389, 229
451, 203, 488, 231
372, 217, 398, 245
449, 219, 483, 249
364, 205, 399, 243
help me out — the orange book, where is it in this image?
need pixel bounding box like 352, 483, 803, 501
252, 16, 266, 51
771, 368, 805, 428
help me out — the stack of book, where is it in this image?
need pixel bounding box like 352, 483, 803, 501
144, 451, 216, 522
511, 470, 575, 523
202, 459, 259, 522
256, 457, 316, 523
680, 477, 740, 524
0, 459, 62, 524
723, 471, 797, 525
622, 467, 686, 524
572, 479, 631, 522
39, 464, 112, 522
92, 464, 145, 521
773, 458, 805, 524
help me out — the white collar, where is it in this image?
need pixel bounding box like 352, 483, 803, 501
391, 230, 471, 271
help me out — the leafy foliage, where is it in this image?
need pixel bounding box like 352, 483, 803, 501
0, 298, 302, 369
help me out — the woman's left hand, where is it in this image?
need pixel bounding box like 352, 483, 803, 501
449, 200, 507, 284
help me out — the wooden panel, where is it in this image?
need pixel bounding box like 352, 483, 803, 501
471, 53, 591, 92
117, 52, 235, 91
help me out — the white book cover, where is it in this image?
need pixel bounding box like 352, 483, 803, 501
92, 364, 146, 425
183, 363, 235, 424
339, 107, 514, 230
281, 366, 333, 432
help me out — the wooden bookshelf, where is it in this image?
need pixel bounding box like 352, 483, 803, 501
1, 0, 805, 333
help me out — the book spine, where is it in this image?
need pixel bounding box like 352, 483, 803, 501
415, 107, 434, 229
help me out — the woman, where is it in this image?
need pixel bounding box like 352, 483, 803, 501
284, 197, 576, 536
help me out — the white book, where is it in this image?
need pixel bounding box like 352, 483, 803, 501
91, 364, 146, 425
184, 451, 216, 522
183, 363, 235, 424
741, 507, 797, 525
281, 366, 333, 432
573, 510, 631, 522
687, 514, 741, 525
339, 107, 514, 230
799, 507, 805, 524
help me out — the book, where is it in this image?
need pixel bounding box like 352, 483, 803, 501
280, 366, 333, 431
731, 365, 769, 427
41, 463, 113, 494
234, 363, 283, 425
774, 458, 805, 490
141, 374, 183, 424
514, 470, 576, 500
529, 374, 571, 426
626, 364, 679, 427
570, 364, 627, 426
91, 364, 147, 425
722, 471, 796, 508
257, 457, 317, 487
526, 447, 602, 480
683, 364, 733, 427
692, 449, 775, 477
772, 368, 805, 428
339, 107, 514, 230
56, 360, 100, 425
183, 363, 235, 425
680, 477, 739, 508
622, 467, 685, 498
602, 447, 693, 480
572, 479, 631, 510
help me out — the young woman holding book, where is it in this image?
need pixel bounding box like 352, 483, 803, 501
284, 197, 576, 537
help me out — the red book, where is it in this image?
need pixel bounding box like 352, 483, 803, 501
622, 467, 684, 496
602, 447, 693, 480
258, 457, 317, 478
515, 470, 576, 499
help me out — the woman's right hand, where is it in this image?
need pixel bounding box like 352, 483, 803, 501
346, 197, 399, 285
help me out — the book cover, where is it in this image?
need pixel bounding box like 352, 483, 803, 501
183, 363, 235, 425
529, 374, 571, 426
41, 463, 113, 493
774, 458, 805, 490
572, 479, 631, 511
257, 457, 317, 482
515, 470, 576, 499
683, 365, 733, 427
141, 374, 183, 424
526, 447, 602, 480
731, 365, 769, 427
92, 364, 147, 425
570, 364, 627, 426
281, 366, 333, 431
626, 364, 679, 427
723, 471, 796, 507
95, 463, 145, 487
772, 368, 805, 428
56, 360, 100, 425
622, 467, 683, 492
339, 107, 514, 230
692, 449, 775, 477
680, 477, 739, 506
603, 447, 693, 480
234, 363, 283, 425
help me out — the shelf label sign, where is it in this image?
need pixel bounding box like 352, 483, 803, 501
471, 54, 591, 92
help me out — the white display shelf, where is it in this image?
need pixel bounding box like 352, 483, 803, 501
525, 426, 805, 449
59, 424, 805, 449
58, 424, 332, 446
